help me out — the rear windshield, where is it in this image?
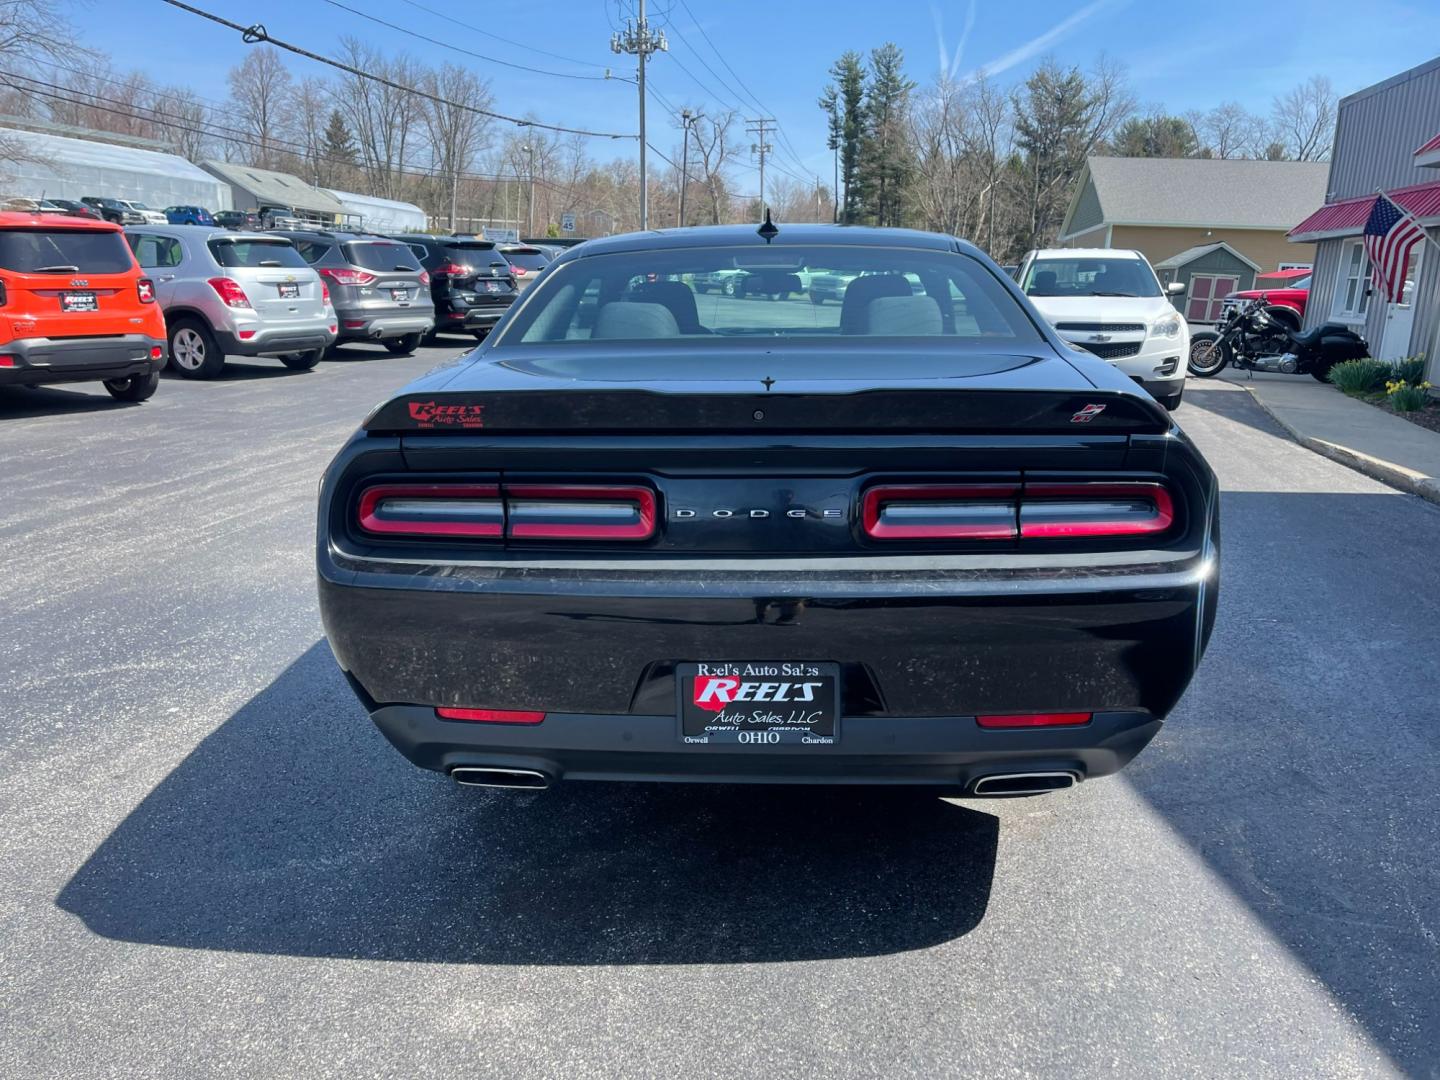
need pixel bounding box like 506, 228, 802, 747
503, 245, 1039, 344
1022, 256, 1162, 298
343, 241, 423, 272
447, 241, 510, 269
0, 228, 133, 273
504, 249, 549, 271
207, 239, 308, 269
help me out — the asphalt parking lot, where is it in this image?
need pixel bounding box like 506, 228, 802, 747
2, 345, 1438, 1078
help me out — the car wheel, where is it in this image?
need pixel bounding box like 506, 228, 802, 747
385, 333, 423, 356
723, 278, 737, 296
281, 349, 322, 371
103, 370, 160, 402
168, 319, 224, 379
1310, 359, 1338, 383
1158, 387, 1183, 411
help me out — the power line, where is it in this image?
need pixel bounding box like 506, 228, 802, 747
610, 0, 667, 229
158, 0, 633, 140
319, 0, 618, 83
397, 0, 611, 70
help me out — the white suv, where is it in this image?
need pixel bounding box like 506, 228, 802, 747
1016, 248, 1188, 410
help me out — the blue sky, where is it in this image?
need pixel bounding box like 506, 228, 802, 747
100, 0, 1440, 188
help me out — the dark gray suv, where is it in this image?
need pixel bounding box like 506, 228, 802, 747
278, 230, 434, 355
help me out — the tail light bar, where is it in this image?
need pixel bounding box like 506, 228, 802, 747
434, 261, 471, 277
436, 707, 545, 724
977, 712, 1092, 729
319, 267, 376, 287
863, 480, 1175, 541
137, 277, 155, 303
356, 482, 656, 542
207, 276, 251, 309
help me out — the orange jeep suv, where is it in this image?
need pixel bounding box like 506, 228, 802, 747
0, 212, 167, 401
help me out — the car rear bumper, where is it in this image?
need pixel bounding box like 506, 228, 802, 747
216, 324, 337, 357
334, 310, 434, 341
370, 703, 1162, 790
0, 334, 165, 386
320, 553, 1216, 786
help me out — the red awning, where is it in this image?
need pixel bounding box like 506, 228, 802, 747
1417, 132, 1440, 168
1289, 179, 1440, 240
1415, 132, 1440, 155
1256, 267, 1313, 281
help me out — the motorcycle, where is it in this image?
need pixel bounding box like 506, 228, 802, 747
1187, 295, 1369, 381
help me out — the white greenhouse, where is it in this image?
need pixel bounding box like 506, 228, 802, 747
325, 188, 428, 233
0, 127, 231, 211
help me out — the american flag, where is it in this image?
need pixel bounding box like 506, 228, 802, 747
1363, 192, 1424, 304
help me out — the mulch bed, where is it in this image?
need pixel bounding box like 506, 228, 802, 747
1352, 391, 1440, 435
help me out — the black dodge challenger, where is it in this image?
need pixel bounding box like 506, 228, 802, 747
318, 224, 1218, 795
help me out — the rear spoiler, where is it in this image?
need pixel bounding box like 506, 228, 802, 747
363, 388, 1171, 436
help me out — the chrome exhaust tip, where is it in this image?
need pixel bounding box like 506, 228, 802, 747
450, 766, 551, 790
971, 771, 1079, 796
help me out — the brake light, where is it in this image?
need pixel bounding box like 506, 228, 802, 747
436, 707, 545, 724
419, 270, 431, 286
862, 484, 1019, 540
137, 277, 155, 303
207, 277, 251, 308
318, 267, 376, 287
321, 282, 332, 305
149, 346, 162, 360
357, 483, 503, 537
1019, 482, 1175, 538
435, 261, 470, 276
0, 355, 14, 367
504, 485, 656, 540
976, 712, 1092, 729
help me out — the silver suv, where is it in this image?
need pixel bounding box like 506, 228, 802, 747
277, 230, 433, 355
125, 225, 336, 378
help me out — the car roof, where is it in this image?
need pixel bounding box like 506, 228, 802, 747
0, 211, 120, 231
123, 223, 285, 242
1031, 248, 1145, 259
570, 223, 974, 258
393, 234, 496, 245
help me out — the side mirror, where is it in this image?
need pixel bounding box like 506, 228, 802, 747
1166, 281, 1186, 295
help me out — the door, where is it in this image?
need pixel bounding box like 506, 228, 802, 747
1378, 244, 1423, 362
1186, 274, 1239, 323
127, 232, 184, 306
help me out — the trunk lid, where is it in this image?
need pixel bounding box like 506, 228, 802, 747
0, 225, 144, 338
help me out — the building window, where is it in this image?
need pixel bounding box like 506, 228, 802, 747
1186, 274, 1240, 322
1333, 240, 1370, 322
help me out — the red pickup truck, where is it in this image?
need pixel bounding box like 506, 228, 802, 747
1219, 268, 1311, 329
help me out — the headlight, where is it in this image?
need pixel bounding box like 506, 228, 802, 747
1150, 313, 1183, 339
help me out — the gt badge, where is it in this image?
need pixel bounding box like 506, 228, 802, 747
1071, 404, 1107, 423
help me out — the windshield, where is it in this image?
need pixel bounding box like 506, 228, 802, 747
207, 238, 309, 269
0, 228, 134, 273
503, 245, 1039, 345
446, 242, 511, 271
342, 241, 423, 272
1022, 256, 1161, 298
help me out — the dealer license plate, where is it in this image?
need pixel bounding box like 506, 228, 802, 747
61, 292, 97, 312
278, 282, 300, 299
391, 288, 409, 301
677, 662, 839, 747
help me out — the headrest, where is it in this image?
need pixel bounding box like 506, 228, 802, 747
861, 294, 943, 335
591, 301, 681, 339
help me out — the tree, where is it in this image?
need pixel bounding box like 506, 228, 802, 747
856, 43, 916, 226
1111, 113, 1198, 158
690, 111, 740, 225
818, 51, 866, 224
419, 63, 493, 228
226, 46, 293, 169
1194, 101, 1263, 159
1272, 75, 1336, 161
320, 109, 358, 180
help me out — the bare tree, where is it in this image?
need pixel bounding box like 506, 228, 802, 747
419, 63, 493, 228
1272, 75, 1337, 161
158, 86, 212, 160
1194, 101, 1263, 159
227, 47, 293, 168
690, 110, 739, 225
331, 39, 426, 200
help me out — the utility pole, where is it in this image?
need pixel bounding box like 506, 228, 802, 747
678, 109, 700, 228
746, 117, 774, 221
522, 142, 535, 236
611, 0, 667, 231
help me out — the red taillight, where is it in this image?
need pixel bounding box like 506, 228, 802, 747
0, 355, 14, 367
1019, 482, 1174, 538
419, 270, 431, 286
207, 276, 250, 308
149, 346, 162, 360
504, 484, 656, 540
862, 484, 1019, 540
343, 319, 365, 329
237, 330, 256, 340
318, 267, 374, 287
436, 707, 545, 724
355, 482, 657, 542
321, 282, 332, 305
357, 484, 503, 538
976, 712, 1093, 729
435, 261, 470, 277
137, 277, 155, 303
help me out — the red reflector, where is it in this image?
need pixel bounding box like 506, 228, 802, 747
237, 329, 256, 340
436, 707, 545, 724
149, 346, 162, 360
342, 319, 366, 329
357, 483, 503, 537
862, 484, 1019, 540
0, 355, 15, 367
1019, 482, 1175, 538
976, 712, 1092, 728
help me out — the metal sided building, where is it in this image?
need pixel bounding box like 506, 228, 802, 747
1289, 55, 1440, 374
198, 160, 346, 226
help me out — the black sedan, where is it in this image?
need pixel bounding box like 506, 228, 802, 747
317, 224, 1219, 796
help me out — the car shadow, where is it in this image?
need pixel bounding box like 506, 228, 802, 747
0, 385, 141, 419
159, 360, 302, 382
58, 641, 998, 965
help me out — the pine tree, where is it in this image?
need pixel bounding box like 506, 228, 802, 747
321, 109, 358, 173
856, 43, 916, 227
818, 52, 866, 224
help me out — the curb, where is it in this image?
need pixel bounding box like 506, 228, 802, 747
1235, 383, 1440, 507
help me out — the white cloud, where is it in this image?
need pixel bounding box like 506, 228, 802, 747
933, 0, 979, 81
963, 0, 1127, 81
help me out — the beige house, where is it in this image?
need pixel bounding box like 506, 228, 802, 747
1057, 157, 1330, 321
